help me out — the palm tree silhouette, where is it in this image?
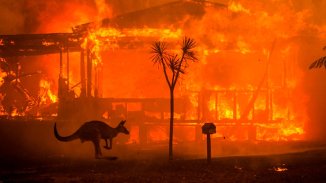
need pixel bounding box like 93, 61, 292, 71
151, 37, 198, 160
309, 46, 326, 69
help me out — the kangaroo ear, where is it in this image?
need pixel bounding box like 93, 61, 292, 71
120, 120, 126, 126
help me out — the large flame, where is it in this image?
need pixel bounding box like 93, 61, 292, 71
39, 79, 58, 104
2, 0, 326, 142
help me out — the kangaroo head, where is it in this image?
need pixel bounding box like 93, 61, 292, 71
117, 120, 129, 135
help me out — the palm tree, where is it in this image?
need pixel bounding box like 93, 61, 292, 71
309, 46, 326, 69
151, 37, 198, 160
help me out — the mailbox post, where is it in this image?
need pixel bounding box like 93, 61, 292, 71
202, 123, 216, 163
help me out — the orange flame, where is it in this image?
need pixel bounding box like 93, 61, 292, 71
4, 0, 323, 142
39, 79, 57, 104
228, 1, 250, 14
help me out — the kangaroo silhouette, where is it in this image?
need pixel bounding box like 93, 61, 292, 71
54, 120, 129, 159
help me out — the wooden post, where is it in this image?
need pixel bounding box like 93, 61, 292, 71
59, 49, 63, 77
215, 92, 219, 120
207, 133, 211, 163
58, 49, 63, 118
233, 91, 237, 120
87, 48, 92, 97
66, 47, 69, 90
197, 93, 200, 121
94, 67, 98, 98
80, 50, 86, 97
98, 66, 103, 97
202, 123, 216, 163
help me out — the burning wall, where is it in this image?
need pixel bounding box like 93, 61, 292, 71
1, 0, 326, 141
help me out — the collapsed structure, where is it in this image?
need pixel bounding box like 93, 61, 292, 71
0, 0, 310, 143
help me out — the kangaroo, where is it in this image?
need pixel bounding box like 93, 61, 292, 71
54, 120, 129, 159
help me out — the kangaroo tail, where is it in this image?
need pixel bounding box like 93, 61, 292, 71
54, 123, 79, 142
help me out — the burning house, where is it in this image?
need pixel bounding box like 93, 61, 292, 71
0, 0, 325, 144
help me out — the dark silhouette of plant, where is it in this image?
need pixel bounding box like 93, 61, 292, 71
309, 46, 326, 69
151, 37, 198, 160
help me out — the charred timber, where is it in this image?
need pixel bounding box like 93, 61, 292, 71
0, 33, 82, 57
0, 34, 182, 57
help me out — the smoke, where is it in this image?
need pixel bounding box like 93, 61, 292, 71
0, 0, 177, 34
0, 0, 25, 34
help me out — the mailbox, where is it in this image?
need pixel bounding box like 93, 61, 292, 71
202, 122, 216, 163
202, 123, 216, 134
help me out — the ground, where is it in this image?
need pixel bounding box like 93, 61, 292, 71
1, 145, 326, 182
0, 121, 326, 182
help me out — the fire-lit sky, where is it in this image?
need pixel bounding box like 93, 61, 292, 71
1, 0, 326, 141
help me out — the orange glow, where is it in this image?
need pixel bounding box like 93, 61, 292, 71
126, 126, 140, 144
228, 1, 250, 14
82, 27, 182, 66
3, 0, 325, 143
10, 108, 19, 117
273, 167, 288, 172
148, 126, 169, 142
41, 41, 56, 46
39, 79, 58, 104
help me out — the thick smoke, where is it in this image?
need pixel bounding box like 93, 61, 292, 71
0, 0, 177, 34
0, 0, 25, 34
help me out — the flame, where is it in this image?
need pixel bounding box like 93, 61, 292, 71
3, 0, 325, 143
228, 1, 250, 14
41, 41, 56, 46
81, 27, 182, 67
0, 70, 6, 87
10, 108, 19, 117
273, 167, 288, 172
236, 39, 251, 54
124, 28, 182, 40
39, 79, 58, 104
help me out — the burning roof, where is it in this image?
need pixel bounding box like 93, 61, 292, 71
0, 0, 226, 58
74, 0, 226, 31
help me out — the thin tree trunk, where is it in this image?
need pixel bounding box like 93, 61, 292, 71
169, 87, 174, 160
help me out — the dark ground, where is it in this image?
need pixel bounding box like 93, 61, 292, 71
1, 145, 326, 183
1, 121, 326, 182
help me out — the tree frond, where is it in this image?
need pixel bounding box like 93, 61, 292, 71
182, 37, 196, 52
185, 51, 198, 62
309, 56, 326, 69
181, 37, 198, 62
167, 55, 178, 71
151, 41, 169, 64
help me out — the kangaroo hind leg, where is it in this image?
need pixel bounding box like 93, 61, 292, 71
92, 139, 102, 159
103, 138, 112, 150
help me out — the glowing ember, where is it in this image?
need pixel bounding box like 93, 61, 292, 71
273, 167, 288, 172
41, 41, 56, 46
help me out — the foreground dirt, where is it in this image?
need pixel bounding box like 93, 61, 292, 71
1, 121, 325, 182
1, 148, 326, 183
